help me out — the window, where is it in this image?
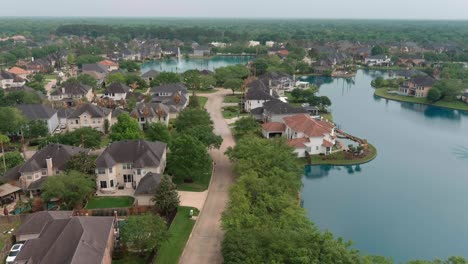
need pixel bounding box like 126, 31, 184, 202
98, 168, 105, 174
140, 117, 145, 122
56, 170, 60, 174
109, 167, 113, 173
75, 120, 79, 124
110, 180, 114, 187
124, 174, 133, 183
100, 181, 107, 189
42, 170, 47, 176
136, 169, 141, 175
316, 146, 319, 150
123, 163, 132, 170
27, 175, 32, 180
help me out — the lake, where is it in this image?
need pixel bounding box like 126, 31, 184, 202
141, 56, 253, 73
301, 70, 468, 262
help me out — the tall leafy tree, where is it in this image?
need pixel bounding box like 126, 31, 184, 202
152, 175, 180, 216
0, 107, 26, 135
150, 72, 181, 87
223, 78, 243, 94
232, 117, 262, 139
0, 151, 23, 174
65, 152, 97, 175
0, 134, 11, 173
109, 114, 144, 141
145, 123, 171, 145
24, 120, 48, 139
120, 214, 170, 252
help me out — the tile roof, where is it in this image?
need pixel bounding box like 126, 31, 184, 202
262, 122, 286, 132
287, 138, 309, 148
283, 114, 334, 137
322, 139, 334, 148
17, 104, 57, 120
96, 140, 166, 168
69, 104, 111, 119
134, 172, 162, 195
8, 67, 29, 75
98, 60, 119, 67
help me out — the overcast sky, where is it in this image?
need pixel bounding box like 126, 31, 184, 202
1, 0, 468, 20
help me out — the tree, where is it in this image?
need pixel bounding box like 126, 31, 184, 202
433, 79, 464, 101
167, 134, 211, 183
187, 94, 201, 108
184, 125, 223, 149
109, 114, 144, 141
119, 60, 140, 72
182, 70, 201, 90
65, 152, 97, 175
145, 123, 171, 145
106, 72, 127, 85
427, 88, 442, 102
126, 74, 147, 89
173, 108, 222, 148
152, 175, 179, 216
0, 107, 26, 135
371, 45, 387, 56
67, 53, 75, 65
77, 74, 98, 89
150, 72, 181, 87
223, 78, 243, 94
24, 120, 48, 139
232, 117, 262, 139
41, 170, 95, 209
75, 55, 102, 68
214, 65, 249, 86
199, 75, 216, 90
120, 214, 170, 253
0, 134, 10, 173
41, 127, 103, 149
251, 59, 268, 76
0, 151, 23, 174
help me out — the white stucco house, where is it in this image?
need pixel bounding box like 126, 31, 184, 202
364, 55, 391, 66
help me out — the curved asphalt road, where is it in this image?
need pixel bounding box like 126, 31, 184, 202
179, 89, 235, 264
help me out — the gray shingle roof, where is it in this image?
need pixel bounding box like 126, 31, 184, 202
27, 177, 48, 190
151, 83, 188, 95
104, 82, 130, 94
16, 211, 73, 236
51, 82, 91, 96
134, 172, 162, 195
112, 108, 128, 119
16, 216, 114, 264
263, 99, 309, 115
82, 63, 108, 74
69, 104, 111, 119
57, 108, 74, 119
141, 70, 160, 78
96, 140, 166, 168
151, 92, 187, 109
131, 103, 169, 119
17, 104, 57, 120
245, 80, 274, 101
411, 76, 436, 87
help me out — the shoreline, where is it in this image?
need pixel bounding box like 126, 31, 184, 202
303, 143, 378, 166
374, 88, 468, 111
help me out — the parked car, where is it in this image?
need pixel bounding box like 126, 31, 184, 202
6, 243, 23, 263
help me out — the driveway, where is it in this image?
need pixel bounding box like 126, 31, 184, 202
179, 89, 235, 264
44, 79, 57, 97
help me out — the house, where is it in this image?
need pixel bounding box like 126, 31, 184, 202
103, 82, 131, 101
17, 104, 59, 134
268, 47, 289, 57
261, 99, 309, 123
399, 76, 437, 98
2, 144, 89, 192
15, 211, 116, 264
57, 108, 74, 130
82, 63, 108, 84
50, 82, 93, 105
162, 47, 179, 56
131, 102, 170, 127
364, 55, 391, 66
193, 45, 211, 57
151, 83, 189, 116
67, 103, 112, 132
243, 80, 274, 112
8, 67, 29, 79
263, 114, 336, 157
111, 108, 128, 126
265, 41, 275, 47
95, 140, 167, 205
0, 70, 26, 89
398, 55, 426, 67
99, 60, 119, 71
248, 40, 261, 47
15, 211, 73, 242
461, 90, 468, 103
121, 49, 138, 61
210, 42, 228, 48
258, 72, 295, 94
26, 58, 52, 73
394, 69, 426, 80
141, 70, 160, 84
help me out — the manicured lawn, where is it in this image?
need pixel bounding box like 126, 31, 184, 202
100, 135, 111, 148
374, 88, 468, 111
85, 196, 135, 209
223, 94, 242, 103
44, 74, 57, 80
306, 144, 377, 166
198, 96, 208, 108
222, 106, 247, 119
155, 207, 199, 264
174, 161, 213, 192
0, 221, 20, 251
113, 253, 148, 264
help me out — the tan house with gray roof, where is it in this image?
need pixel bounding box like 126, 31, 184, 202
67, 103, 112, 132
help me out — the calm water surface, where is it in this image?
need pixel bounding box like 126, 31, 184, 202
141, 56, 253, 73
302, 70, 468, 262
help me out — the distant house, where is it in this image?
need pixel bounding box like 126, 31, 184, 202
193, 45, 211, 57
399, 76, 437, 98
0, 70, 26, 89
103, 82, 131, 101
268, 47, 289, 57
461, 90, 468, 103
210, 42, 228, 48
131, 102, 170, 127
265, 41, 275, 47
95, 140, 167, 205
398, 55, 426, 67
394, 69, 426, 80
98, 59, 119, 71
26, 58, 52, 73
121, 49, 138, 61
82, 63, 108, 84
364, 55, 391, 66
15, 211, 116, 264
258, 72, 295, 94
2, 144, 89, 193
262, 114, 336, 157
17, 104, 59, 134
50, 82, 94, 105
162, 47, 179, 56
141, 70, 160, 84
67, 103, 112, 132
8, 67, 29, 79
248, 40, 261, 47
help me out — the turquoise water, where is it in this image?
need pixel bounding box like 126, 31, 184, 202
301, 70, 468, 262
141, 56, 253, 73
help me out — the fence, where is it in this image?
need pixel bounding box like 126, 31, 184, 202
74, 206, 153, 217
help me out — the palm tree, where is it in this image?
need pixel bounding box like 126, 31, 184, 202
0, 134, 10, 173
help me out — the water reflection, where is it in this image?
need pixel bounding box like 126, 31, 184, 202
452, 146, 468, 159
304, 164, 363, 179
141, 55, 254, 72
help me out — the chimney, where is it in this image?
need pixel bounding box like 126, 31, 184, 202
46, 157, 53, 176
269, 79, 272, 87
269, 89, 272, 96
61, 87, 65, 94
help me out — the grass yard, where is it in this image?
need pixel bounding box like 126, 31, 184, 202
155, 207, 199, 264
85, 196, 135, 209
306, 144, 377, 166
43, 74, 57, 80
0, 221, 20, 252
374, 88, 468, 111
198, 96, 208, 108
222, 106, 247, 119
223, 94, 242, 103
174, 160, 213, 192
100, 135, 111, 148
321, 112, 334, 122
113, 253, 148, 264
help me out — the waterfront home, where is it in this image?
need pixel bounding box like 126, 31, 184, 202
0, 70, 26, 89
210, 42, 228, 48
2, 144, 89, 193
15, 211, 116, 264
258, 72, 295, 95
103, 82, 131, 101
398, 55, 426, 67
399, 75, 436, 98
67, 103, 112, 132
461, 90, 468, 103
262, 114, 336, 157
131, 102, 170, 127
7, 67, 30, 79
265, 41, 275, 47
243, 80, 275, 112
394, 69, 426, 80
17, 104, 59, 134
141, 69, 160, 84
193, 45, 211, 57
261, 98, 309, 123
248, 40, 261, 47
95, 140, 166, 205
364, 55, 391, 66
268, 47, 289, 57
50, 82, 93, 106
